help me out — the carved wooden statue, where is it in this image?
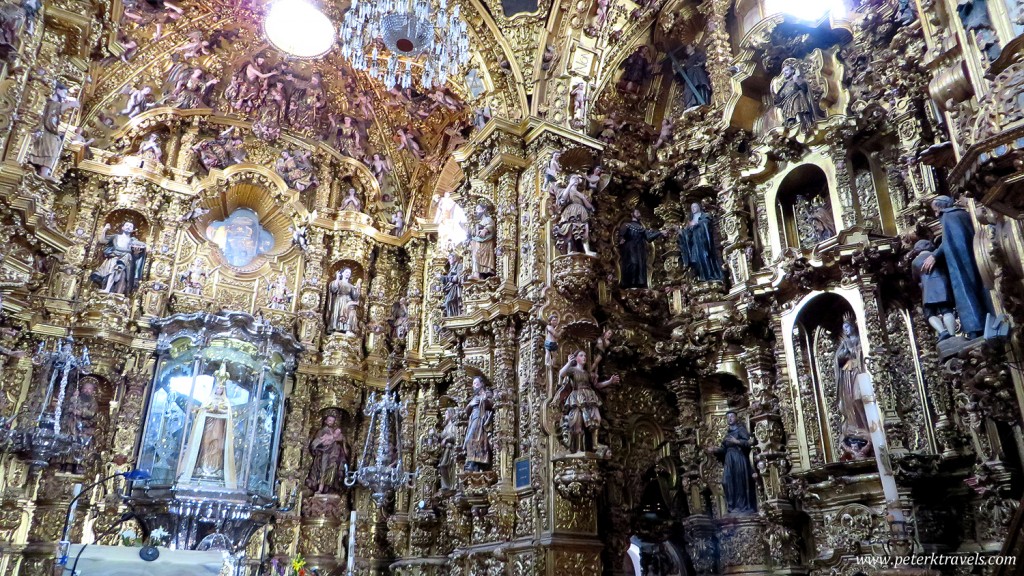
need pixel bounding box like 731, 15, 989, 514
835, 314, 872, 459
91, 222, 147, 295
556, 349, 619, 454
463, 377, 493, 471
469, 203, 495, 279
706, 411, 757, 514
304, 410, 350, 494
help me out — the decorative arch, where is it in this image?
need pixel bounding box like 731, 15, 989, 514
763, 158, 841, 256
781, 289, 878, 466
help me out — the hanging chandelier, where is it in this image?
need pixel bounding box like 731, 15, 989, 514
344, 391, 416, 506
1, 337, 93, 469
338, 0, 471, 90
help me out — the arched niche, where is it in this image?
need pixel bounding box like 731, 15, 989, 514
850, 149, 898, 236
769, 162, 838, 253
186, 173, 298, 276
780, 289, 875, 467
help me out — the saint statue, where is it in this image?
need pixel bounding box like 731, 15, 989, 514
678, 203, 724, 282
706, 411, 757, 515
433, 191, 469, 248
389, 297, 409, 343
437, 407, 458, 490
618, 46, 653, 95
91, 222, 147, 295
673, 45, 712, 109
441, 252, 464, 317
618, 209, 666, 289
920, 196, 993, 339
835, 314, 872, 459
554, 175, 596, 255
327, 268, 361, 335
62, 377, 98, 441
340, 188, 363, 212
773, 63, 817, 133
26, 82, 79, 180
275, 149, 317, 191
556, 349, 620, 453
267, 273, 292, 310
911, 239, 957, 341
304, 410, 349, 494
469, 204, 496, 279
798, 197, 836, 245
178, 363, 237, 488
463, 376, 493, 471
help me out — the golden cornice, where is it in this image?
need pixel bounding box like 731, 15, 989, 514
75, 159, 194, 195
441, 298, 532, 331
522, 118, 605, 151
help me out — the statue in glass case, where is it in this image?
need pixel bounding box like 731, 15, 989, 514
178, 363, 237, 489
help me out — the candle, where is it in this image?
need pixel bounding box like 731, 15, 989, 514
346, 511, 356, 575
67, 483, 83, 532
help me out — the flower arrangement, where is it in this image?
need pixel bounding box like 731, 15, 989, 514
148, 527, 170, 546
119, 526, 171, 547
269, 553, 314, 576
119, 528, 140, 547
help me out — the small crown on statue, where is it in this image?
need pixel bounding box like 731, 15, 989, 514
842, 312, 856, 325
323, 408, 341, 421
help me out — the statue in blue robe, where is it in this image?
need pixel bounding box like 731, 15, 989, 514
921, 196, 993, 339
678, 203, 724, 282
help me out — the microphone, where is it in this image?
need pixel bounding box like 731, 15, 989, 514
57, 469, 151, 566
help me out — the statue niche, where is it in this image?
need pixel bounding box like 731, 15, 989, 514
776, 164, 836, 250
205, 207, 275, 268
326, 266, 363, 336
794, 295, 873, 461
90, 211, 148, 296
304, 408, 351, 494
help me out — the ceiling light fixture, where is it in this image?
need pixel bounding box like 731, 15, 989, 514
264, 0, 336, 59
338, 0, 470, 90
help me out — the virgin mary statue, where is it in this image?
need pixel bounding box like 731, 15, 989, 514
178, 363, 238, 489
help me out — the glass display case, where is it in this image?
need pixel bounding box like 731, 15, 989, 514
132, 311, 302, 551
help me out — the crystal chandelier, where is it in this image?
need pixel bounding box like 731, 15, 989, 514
338, 0, 470, 90
3, 337, 93, 469
344, 391, 416, 505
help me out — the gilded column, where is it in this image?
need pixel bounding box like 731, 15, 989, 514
701, 0, 735, 107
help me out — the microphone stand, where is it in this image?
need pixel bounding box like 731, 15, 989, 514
56, 469, 150, 566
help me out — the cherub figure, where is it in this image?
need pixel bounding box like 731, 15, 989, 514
176, 30, 211, 59
570, 81, 588, 124
179, 199, 209, 222
179, 260, 207, 295
395, 127, 424, 159
543, 313, 563, 367
653, 118, 674, 149
119, 85, 154, 117
369, 153, 392, 181
391, 207, 405, 236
